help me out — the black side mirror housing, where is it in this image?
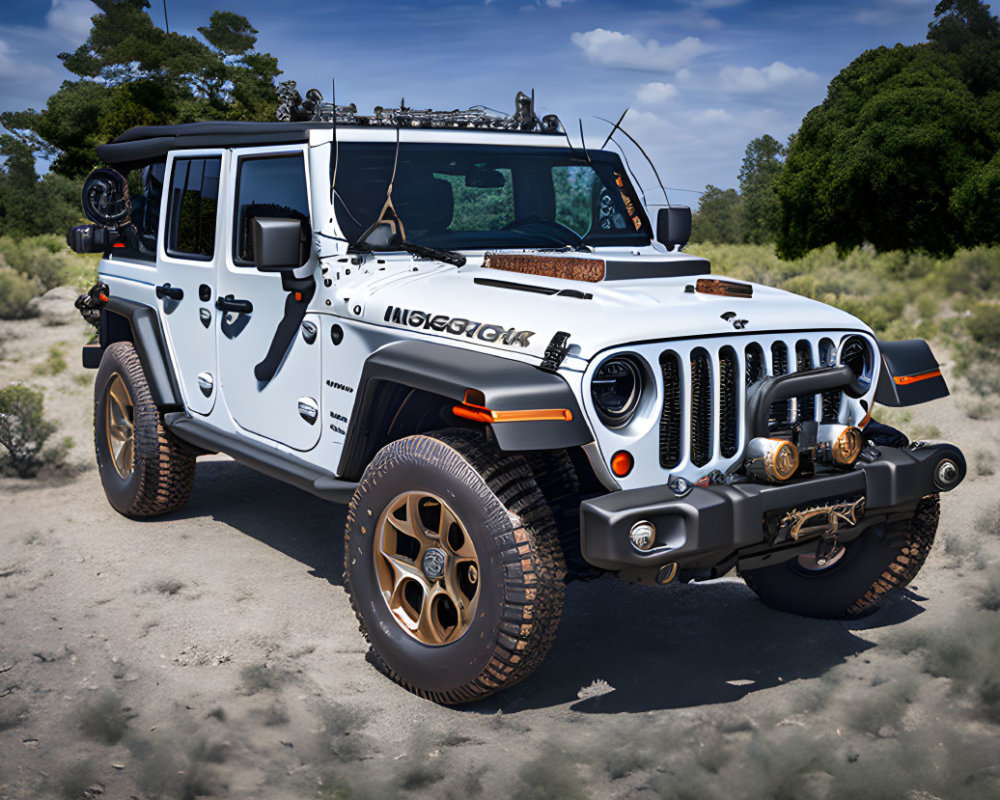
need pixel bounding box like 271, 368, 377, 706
251, 217, 311, 272
656, 206, 692, 250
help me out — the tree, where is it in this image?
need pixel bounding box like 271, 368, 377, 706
1, 1, 281, 180
690, 185, 745, 244
776, 0, 1000, 259
738, 134, 785, 245
0, 136, 80, 237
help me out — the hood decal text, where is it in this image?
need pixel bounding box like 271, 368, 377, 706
384, 306, 535, 348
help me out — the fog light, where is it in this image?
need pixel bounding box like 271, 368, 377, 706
629, 520, 656, 551
745, 437, 799, 482
818, 424, 863, 466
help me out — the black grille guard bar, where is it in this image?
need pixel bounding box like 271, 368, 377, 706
745, 365, 856, 440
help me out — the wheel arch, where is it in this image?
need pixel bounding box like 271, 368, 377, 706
99, 298, 182, 409
336, 340, 594, 480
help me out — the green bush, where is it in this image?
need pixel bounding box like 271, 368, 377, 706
0, 384, 60, 477
0, 268, 42, 319
967, 303, 1000, 348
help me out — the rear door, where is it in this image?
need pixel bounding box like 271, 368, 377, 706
156, 151, 223, 415
215, 146, 323, 451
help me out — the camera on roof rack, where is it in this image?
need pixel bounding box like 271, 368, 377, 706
275, 81, 562, 134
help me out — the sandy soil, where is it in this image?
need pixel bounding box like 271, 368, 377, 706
1, 308, 998, 800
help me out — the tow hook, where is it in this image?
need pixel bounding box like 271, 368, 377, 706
814, 535, 842, 567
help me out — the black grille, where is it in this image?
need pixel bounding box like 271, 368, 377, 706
659, 351, 682, 469
719, 347, 738, 458
770, 342, 789, 424
745, 343, 765, 387
690, 348, 712, 467
795, 340, 815, 422
819, 338, 841, 423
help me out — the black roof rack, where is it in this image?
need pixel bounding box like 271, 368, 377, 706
97, 85, 564, 168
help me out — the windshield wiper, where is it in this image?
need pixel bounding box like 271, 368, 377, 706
401, 240, 466, 267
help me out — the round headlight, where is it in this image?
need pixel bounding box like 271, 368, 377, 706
839, 335, 875, 398
592, 356, 642, 428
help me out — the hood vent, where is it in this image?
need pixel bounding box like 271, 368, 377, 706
483, 251, 709, 283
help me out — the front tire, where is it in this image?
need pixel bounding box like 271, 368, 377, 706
344, 429, 566, 704
94, 341, 196, 518
740, 495, 939, 619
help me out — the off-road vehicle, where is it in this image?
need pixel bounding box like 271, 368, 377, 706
70, 87, 965, 704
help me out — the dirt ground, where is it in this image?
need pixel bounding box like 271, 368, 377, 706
1, 307, 999, 800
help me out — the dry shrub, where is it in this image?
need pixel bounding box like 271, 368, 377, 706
0, 268, 42, 319
77, 689, 130, 745
0, 384, 65, 477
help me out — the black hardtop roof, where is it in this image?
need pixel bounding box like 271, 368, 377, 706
96, 121, 331, 167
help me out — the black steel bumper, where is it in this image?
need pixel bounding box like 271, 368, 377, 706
579, 443, 965, 581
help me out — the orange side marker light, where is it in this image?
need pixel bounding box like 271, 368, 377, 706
893, 369, 941, 386
611, 451, 634, 477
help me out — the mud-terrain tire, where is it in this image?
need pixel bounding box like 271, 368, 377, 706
94, 341, 196, 518
344, 429, 566, 704
741, 494, 939, 619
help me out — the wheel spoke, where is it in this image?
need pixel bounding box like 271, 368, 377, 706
105, 375, 135, 478
416, 583, 450, 645
407, 493, 437, 548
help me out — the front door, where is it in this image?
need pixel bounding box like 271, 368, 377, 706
216, 146, 322, 452
156, 151, 222, 415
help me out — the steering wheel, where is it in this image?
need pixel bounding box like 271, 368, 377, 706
501, 215, 583, 246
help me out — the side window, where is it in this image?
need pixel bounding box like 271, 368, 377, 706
166, 157, 221, 260
115, 162, 164, 262
552, 166, 598, 237
233, 154, 309, 265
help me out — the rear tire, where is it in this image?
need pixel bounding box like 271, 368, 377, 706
94, 341, 196, 518
740, 495, 939, 619
344, 429, 566, 704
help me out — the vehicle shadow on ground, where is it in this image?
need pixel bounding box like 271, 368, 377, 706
173, 457, 926, 715
489, 579, 924, 714
175, 457, 348, 586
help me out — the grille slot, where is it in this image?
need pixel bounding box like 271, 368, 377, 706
819, 338, 841, 422
659, 351, 682, 469
770, 342, 789, 424
690, 348, 712, 467
719, 346, 739, 458
795, 340, 815, 422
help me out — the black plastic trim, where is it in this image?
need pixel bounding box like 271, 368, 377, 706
745, 365, 854, 439
337, 340, 593, 479
164, 413, 357, 503
875, 339, 949, 407
602, 257, 708, 280
579, 442, 965, 576
101, 297, 182, 407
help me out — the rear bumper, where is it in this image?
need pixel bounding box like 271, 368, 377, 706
579, 442, 965, 582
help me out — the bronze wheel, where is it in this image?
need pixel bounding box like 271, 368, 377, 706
105, 373, 135, 479
344, 429, 567, 704
95, 342, 196, 518
375, 492, 480, 646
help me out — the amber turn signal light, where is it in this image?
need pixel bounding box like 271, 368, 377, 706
695, 278, 753, 299
611, 450, 634, 477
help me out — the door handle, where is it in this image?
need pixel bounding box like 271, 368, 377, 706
216, 295, 253, 314
156, 282, 184, 301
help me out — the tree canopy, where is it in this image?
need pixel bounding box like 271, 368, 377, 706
738, 134, 786, 245
776, 0, 1000, 258
690, 185, 744, 245
1, 0, 281, 180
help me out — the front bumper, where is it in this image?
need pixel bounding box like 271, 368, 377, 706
579, 442, 965, 582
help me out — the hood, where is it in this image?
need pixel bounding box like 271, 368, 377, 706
349, 250, 871, 367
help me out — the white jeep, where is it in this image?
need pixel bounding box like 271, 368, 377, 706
70, 90, 965, 704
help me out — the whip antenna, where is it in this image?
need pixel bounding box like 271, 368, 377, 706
595, 114, 670, 207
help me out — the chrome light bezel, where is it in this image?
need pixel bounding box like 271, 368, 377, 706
838, 335, 876, 398
591, 355, 644, 429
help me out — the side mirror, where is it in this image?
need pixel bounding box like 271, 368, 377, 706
251, 217, 311, 272
656, 206, 691, 250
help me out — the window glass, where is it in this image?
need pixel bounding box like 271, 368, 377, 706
234, 154, 309, 264
166, 157, 221, 259
332, 143, 650, 250
114, 162, 164, 262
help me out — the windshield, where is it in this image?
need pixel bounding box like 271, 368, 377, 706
333, 143, 651, 251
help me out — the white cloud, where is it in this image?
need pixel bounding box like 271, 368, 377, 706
545, 0, 576, 6
686, 0, 746, 7
636, 81, 678, 105
570, 28, 710, 72
45, 0, 96, 43
719, 61, 819, 94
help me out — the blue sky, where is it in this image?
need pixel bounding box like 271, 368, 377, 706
0, 0, 941, 205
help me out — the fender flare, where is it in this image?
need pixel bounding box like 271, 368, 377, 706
100, 298, 182, 408
874, 339, 949, 407
337, 339, 593, 479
